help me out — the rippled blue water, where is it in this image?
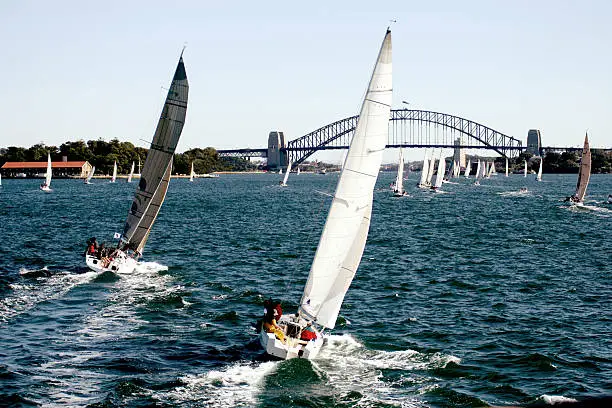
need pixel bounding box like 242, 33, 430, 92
0, 172, 610, 407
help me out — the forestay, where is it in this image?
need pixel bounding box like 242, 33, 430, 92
120, 55, 188, 254
299, 29, 392, 329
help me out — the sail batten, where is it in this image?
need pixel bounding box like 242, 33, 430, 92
299, 29, 392, 329
120, 55, 188, 254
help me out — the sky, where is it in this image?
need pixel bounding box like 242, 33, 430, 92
1, 0, 610, 163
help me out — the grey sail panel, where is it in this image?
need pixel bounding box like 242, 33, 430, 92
120, 56, 188, 252
574, 134, 591, 202
135, 161, 172, 254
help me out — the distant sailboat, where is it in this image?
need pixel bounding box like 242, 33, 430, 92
259, 28, 392, 360
418, 149, 430, 188
127, 162, 135, 183
536, 157, 543, 182
431, 157, 445, 192
189, 162, 195, 182
296, 166, 301, 175
393, 149, 408, 197
566, 133, 591, 205
0, 172, 2, 186
524, 160, 527, 177
84, 166, 95, 184
280, 161, 292, 187
505, 158, 509, 177
40, 153, 52, 192
85, 52, 188, 274
110, 161, 117, 183
464, 159, 471, 178
474, 160, 481, 185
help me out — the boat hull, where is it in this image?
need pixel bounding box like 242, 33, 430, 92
85, 252, 137, 274
259, 314, 324, 360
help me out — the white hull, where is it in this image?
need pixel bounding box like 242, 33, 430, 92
258, 314, 324, 360
40, 185, 51, 192
85, 252, 137, 274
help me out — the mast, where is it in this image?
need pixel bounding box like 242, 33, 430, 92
299, 29, 392, 329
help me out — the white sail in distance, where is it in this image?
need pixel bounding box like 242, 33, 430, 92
536, 157, 543, 181
505, 158, 509, 177
475, 160, 481, 180
189, 162, 195, 182
119, 54, 188, 254
282, 161, 292, 185
111, 161, 117, 182
419, 149, 429, 186
434, 158, 445, 188
45, 153, 52, 187
127, 162, 135, 183
574, 133, 591, 202
395, 149, 404, 194
299, 29, 392, 330
524, 160, 527, 177
465, 159, 471, 178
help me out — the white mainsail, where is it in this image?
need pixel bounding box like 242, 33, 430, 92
86, 166, 95, 183
395, 149, 404, 194
505, 158, 509, 177
281, 161, 292, 186
524, 160, 527, 177
475, 160, 481, 180
111, 161, 117, 182
297, 166, 301, 175
0, 172, 2, 186
536, 158, 543, 181
434, 158, 445, 188
299, 29, 392, 330
189, 162, 195, 182
127, 162, 135, 183
487, 162, 494, 178
119, 54, 188, 254
419, 149, 429, 186
45, 153, 52, 187
425, 150, 437, 186
465, 159, 471, 178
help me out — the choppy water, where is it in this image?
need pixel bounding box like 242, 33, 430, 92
0, 172, 610, 407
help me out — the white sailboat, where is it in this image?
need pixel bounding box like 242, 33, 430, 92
259, 28, 392, 360
505, 158, 509, 177
566, 133, 591, 205
127, 162, 135, 183
418, 149, 430, 188
85, 53, 188, 274
110, 161, 117, 183
280, 161, 292, 187
524, 160, 528, 177
84, 166, 95, 184
486, 162, 495, 178
393, 149, 408, 197
464, 159, 471, 178
296, 166, 301, 175
0, 172, 2, 186
40, 153, 52, 192
189, 162, 195, 182
536, 157, 543, 182
431, 157, 445, 192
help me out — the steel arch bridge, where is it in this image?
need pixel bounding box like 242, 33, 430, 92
283, 109, 522, 166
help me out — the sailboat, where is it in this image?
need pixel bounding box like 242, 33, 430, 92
524, 160, 528, 177
127, 162, 135, 183
84, 166, 95, 184
110, 161, 117, 183
505, 158, 509, 177
296, 166, 301, 175
474, 160, 481, 185
431, 157, 446, 192
40, 153, 52, 192
536, 157, 543, 182
418, 149, 430, 188
279, 161, 292, 186
85, 53, 188, 274
0, 172, 2, 186
189, 162, 195, 182
393, 149, 408, 197
566, 133, 591, 205
259, 28, 392, 360
464, 159, 471, 178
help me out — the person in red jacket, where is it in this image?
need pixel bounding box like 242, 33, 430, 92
300, 322, 317, 341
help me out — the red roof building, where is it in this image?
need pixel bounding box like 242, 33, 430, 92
1, 160, 93, 178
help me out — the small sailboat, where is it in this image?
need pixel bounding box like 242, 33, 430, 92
189, 162, 195, 182
524, 160, 528, 177
393, 149, 408, 197
110, 161, 117, 183
418, 149, 430, 188
505, 158, 509, 177
431, 157, 445, 192
127, 162, 135, 183
84, 166, 95, 184
565, 133, 591, 205
536, 157, 543, 181
85, 52, 188, 274
464, 159, 471, 178
474, 160, 481, 185
279, 161, 292, 186
296, 166, 301, 175
259, 28, 392, 360
40, 153, 52, 192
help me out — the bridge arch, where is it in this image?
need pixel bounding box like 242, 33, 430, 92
285, 109, 523, 166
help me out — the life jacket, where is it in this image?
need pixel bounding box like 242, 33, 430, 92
300, 328, 317, 341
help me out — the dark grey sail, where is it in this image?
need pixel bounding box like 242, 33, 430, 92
119, 55, 188, 254
574, 133, 591, 202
